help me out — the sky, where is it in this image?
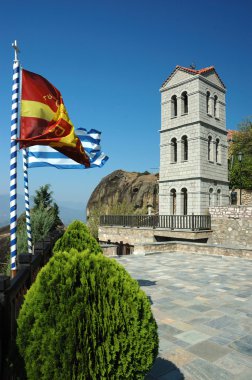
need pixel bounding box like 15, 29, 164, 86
0, 0, 251, 216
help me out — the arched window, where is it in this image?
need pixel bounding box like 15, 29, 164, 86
170, 189, 176, 215
181, 188, 188, 215
181, 135, 188, 161
206, 91, 210, 114
208, 136, 213, 161
217, 189, 221, 206
181, 91, 188, 114
171, 95, 177, 117
171, 138, 177, 163
209, 188, 214, 206
214, 95, 218, 118
216, 138, 220, 163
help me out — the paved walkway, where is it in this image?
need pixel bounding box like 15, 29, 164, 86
116, 252, 252, 379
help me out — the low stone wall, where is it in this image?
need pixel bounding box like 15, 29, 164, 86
98, 226, 212, 245
100, 244, 118, 256
100, 240, 252, 259
209, 206, 252, 249
99, 226, 155, 244
133, 241, 252, 259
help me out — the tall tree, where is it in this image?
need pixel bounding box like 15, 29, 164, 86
33, 184, 54, 209
229, 118, 252, 189
17, 185, 61, 255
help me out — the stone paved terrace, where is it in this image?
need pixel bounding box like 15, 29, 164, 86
115, 252, 252, 379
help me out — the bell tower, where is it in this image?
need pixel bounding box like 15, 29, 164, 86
159, 65, 229, 215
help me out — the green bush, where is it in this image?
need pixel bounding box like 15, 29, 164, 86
17, 206, 57, 254
17, 250, 158, 379
53, 220, 101, 255
64, 220, 89, 232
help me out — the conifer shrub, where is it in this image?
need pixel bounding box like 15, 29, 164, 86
17, 250, 158, 380
53, 220, 102, 255
17, 206, 57, 254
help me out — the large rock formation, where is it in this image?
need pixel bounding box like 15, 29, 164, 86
86, 170, 159, 217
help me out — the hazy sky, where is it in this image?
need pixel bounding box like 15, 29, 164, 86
0, 0, 251, 213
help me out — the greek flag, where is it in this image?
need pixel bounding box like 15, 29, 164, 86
27, 128, 109, 169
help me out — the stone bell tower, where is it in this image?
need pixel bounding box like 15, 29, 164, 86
159, 65, 229, 215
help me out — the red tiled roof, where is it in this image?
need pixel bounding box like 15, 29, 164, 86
227, 130, 234, 141
227, 129, 240, 142
161, 65, 225, 89
176, 65, 215, 75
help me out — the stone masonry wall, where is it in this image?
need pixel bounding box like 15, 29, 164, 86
209, 206, 252, 249
233, 189, 252, 206
99, 206, 252, 252
241, 190, 252, 206
98, 226, 155, 245
133, 241, 252, 259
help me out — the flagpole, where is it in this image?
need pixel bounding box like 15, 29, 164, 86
10, 40, 20, 277
22, 148, 33, 254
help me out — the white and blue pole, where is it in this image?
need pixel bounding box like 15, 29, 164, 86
22, 148, 33, 254
10, 40, 20, 276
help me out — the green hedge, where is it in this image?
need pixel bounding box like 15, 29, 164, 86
53, 220, 101, 255
17, 250, 158, 379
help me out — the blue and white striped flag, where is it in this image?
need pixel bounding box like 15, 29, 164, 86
27, 128, 109, 169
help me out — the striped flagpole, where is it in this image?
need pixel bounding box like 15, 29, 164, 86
10, 41, 20, 276
22, 149, 33, 254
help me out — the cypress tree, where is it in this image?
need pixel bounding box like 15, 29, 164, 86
17, 250, 158, 379
53, 220, 102, 255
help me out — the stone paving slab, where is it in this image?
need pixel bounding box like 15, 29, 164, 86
115, 252, 252, 379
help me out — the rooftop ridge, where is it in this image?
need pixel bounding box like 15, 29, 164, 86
161, 65, 225, 89
176, 65, 215, 74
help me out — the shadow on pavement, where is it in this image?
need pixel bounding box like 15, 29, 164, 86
145, 357, 185, 380
137, 279, 157, 286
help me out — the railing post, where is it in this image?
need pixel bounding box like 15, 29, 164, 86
0, 275, 10, 293
119, 241, 123, 255
192, 213, 195, 231
17, 253, 33, 287
17, 253, 32, 270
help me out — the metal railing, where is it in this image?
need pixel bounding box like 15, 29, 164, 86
100, 214, 211, 231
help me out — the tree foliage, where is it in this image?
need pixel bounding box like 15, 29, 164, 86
229, 118, 252, 189
17, 185, 61, 254
33, 184, 54, 209
87, 202, 107, 239
53, 220, 102, 255
17, 250, 158, 380
17, 206, 58, 254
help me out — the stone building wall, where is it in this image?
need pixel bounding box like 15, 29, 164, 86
209, 206, 252, 249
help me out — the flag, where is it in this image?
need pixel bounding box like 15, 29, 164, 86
27, 128, 109, 169
18, 69, 90, 167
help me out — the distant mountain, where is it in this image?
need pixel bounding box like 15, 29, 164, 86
0, 194, 87, 228
0, 194, 25, 227
57, 201, 86, 226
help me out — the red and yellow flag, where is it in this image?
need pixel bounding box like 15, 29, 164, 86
18, 69, 90, 167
